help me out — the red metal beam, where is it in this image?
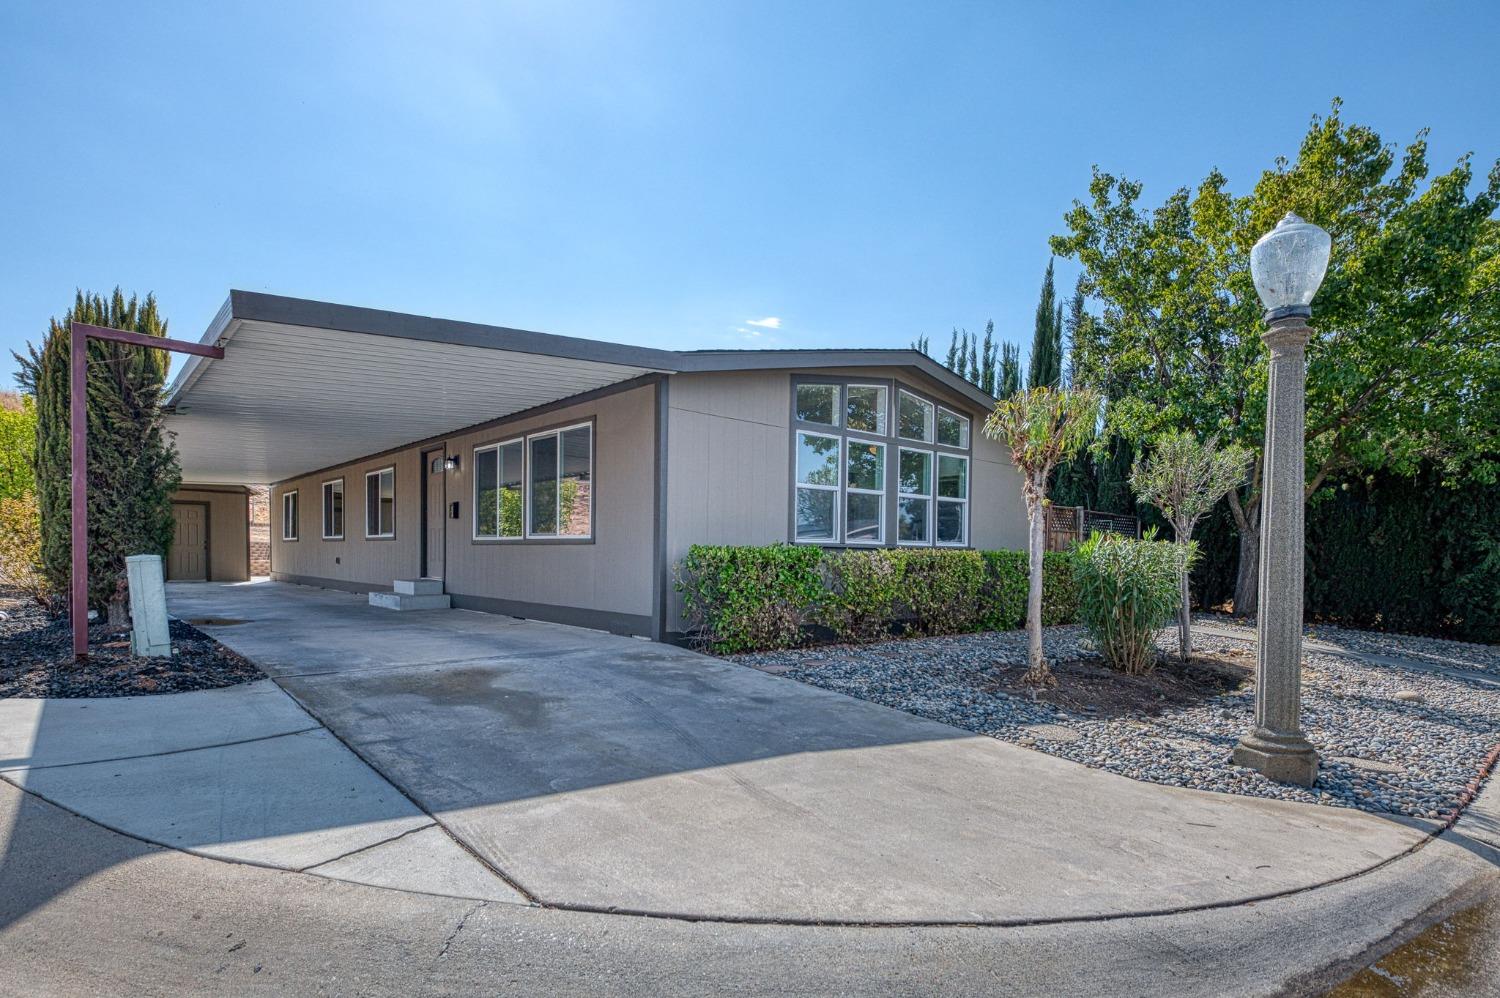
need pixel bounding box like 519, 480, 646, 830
69, 322, 227, 659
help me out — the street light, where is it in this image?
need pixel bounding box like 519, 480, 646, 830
1231, 212, 1331, 787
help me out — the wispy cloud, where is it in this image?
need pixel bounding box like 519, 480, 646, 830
745, 316, 782, 329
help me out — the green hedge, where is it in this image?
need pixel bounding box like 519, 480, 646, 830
676, 544, 1080, 653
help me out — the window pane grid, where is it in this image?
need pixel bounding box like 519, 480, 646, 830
365, 468, 395, 538
524, 423, 592, 540
322, 480, 343, 539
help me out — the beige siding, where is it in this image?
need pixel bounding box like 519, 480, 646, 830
171, 487, 250, 581
270, 383, 657, 627
664, 367, 1028, 630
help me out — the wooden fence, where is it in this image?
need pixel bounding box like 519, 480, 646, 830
1044, 505, 1140, 551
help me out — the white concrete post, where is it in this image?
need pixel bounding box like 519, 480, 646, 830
126, 554, 173, 658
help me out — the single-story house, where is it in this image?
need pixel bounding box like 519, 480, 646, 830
164, 291, 1028, 640
164, 485, 251, 583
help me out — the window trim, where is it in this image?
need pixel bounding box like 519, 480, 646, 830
320, 478, 344, 540
794, 382, 841, 428
472, 437, 524, 542
793, 429, 842, 544
844, 383, 889, 436
897, 389, 936, 444
897, 446, 934, 547
523, 420, 594, 541
935, 452, 970, 548
281, 489, 299, 542
364, 466, 397, 540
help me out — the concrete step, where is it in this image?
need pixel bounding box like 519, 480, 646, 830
369, 591, 452, 611
393, 578, 444, 596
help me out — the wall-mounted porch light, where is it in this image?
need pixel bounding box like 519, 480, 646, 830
444, 455, 461, 472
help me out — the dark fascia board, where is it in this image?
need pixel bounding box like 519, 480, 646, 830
676, 349, 997, 411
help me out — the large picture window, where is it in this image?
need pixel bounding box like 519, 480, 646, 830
281, 490, 298, 541
792, 379, 973, 549
321, 479, 344, 539
473, 439, 523, 539
526, 423, 592, 539
365, 467, 395, 538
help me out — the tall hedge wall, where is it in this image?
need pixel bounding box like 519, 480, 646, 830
676, 545, 1080, 654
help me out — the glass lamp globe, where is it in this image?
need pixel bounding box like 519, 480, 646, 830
1249, 213, 1332, 321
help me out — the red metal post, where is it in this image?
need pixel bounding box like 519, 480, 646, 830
70, 323, 89, 658
68, 322, 225, 660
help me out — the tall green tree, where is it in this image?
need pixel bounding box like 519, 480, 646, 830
1051, 100, 1500, 613
1028, 259, 1063, 389
999, 342, 1022, 397
0, 392, 36, 501
979, 320, 997, 394
14, 290, 181, 623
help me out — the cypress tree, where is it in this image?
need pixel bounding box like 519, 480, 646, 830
999, 343, 1022, 398
944, 328, 959, 369
979, 320, 997, 394
1028, 259, 1062, 389
14, 290, 180, 622
967, 336, 979, 385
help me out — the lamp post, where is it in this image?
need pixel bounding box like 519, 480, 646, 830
1231, 212, 1331, 788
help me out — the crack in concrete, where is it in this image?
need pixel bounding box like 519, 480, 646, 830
0, 725, 324, 773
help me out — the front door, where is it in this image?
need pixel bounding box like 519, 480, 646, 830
169, 502, 208, 580
422, 448, 446, 580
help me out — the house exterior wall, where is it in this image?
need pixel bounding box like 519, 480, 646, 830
269, 382, 659, 634
170, 486, 251, 581
662, 367, 1028, 632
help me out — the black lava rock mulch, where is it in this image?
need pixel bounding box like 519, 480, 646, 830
0, 591, 264, 698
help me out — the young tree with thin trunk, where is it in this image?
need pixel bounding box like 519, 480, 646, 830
1130, 433, 1251, 659
984, 386, 1101, 684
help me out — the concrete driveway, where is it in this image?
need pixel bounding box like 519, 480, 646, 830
162, 580, 1431, 924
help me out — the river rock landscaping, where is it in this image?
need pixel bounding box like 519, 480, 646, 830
732, 622, 1500, 821
0, 589, 263, 698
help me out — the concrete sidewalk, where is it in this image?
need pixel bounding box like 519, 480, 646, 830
160, 580, 1442, 925
0, 679, 523, 903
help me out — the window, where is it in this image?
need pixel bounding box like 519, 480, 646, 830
365, 467, 395, 538
321, 479, 344, 539
845, 438, 885, 544
897, 448, 932, 544
936, 454, 969, 546
795, 383, 838, 426
474, 440, 523, 539
845, 384, 887, 435
937, 407, 970, 448
281, 490, 298, 541
794, 431, 840, 541
526, 423, 592, 539
898, 390, 934, 442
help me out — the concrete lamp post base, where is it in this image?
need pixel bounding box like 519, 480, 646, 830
1232, 728, 1319, 788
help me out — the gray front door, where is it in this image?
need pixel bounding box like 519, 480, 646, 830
423, 448, 446, 580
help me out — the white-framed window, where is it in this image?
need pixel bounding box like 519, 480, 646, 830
795, 383, 839, 427
473, 439, 524, 540
936, 453, 969, 546
321, 479, 344, 539
897, 390, 934, 443
844, 437, 885, 544
897, 447, 932, 545
794, 430, 840, 542
281, 490, 299, 542
365, 467, 395, 538
937, 406, 970, 449
525, 422, 592, 539
845, 384, 888, 436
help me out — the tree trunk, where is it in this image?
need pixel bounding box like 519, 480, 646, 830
1178, 548, 1192, 661
1024, 490, 1049, 684
1233, 524, 1260, 617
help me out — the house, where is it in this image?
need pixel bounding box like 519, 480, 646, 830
163, 292, 1028, 641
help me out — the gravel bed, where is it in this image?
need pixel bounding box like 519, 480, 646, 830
1, 592, 263, 698
1201, 612, 1500, 675
733, 625, 1500, 821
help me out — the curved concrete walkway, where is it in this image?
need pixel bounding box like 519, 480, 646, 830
88, 579, 1444, 926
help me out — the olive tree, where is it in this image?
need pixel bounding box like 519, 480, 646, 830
1130, 432, 1251, 659
984, 386, 1100, 683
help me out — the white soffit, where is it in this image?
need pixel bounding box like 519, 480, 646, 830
165, 319, 666, 484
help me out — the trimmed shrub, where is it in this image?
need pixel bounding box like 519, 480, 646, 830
819, 549, 904, 643
898, 548, 986, 635
979, 549, 1028, 631
1041, 550, 1081, 626
0, 494, 48, 603
675, 543, 823, 653
1072, 533, 1192, 675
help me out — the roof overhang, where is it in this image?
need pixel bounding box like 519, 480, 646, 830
165, 292, 678, 484
164, 291, 997, 486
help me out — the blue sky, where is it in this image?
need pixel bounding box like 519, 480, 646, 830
3, 1, 1497, 381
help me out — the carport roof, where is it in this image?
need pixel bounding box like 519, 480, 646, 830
165, 291, 995, 484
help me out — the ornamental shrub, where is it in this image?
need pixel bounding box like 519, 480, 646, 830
0, 493, 48, 603
819, 549, 903, 643
1072, 532, 1192, 675
675, 543, 823, 653
1041, 550, 1081, 626
979, 549, 1028, 630
898, 548, 985, 635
